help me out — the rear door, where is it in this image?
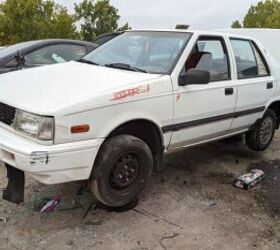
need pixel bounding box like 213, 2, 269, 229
229, 38, 275, 130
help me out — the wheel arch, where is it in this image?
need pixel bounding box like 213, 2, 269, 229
266, 100, 280, 129
104, 118, 165, 172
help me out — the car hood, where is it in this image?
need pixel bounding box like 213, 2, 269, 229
0, 61, 161, 115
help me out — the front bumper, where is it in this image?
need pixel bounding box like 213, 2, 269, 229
0, 126, 104, 184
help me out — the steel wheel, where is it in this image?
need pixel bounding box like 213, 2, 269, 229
90, 135, 153, 207
245, 109, 277, 152
109, 153, 140, 190
259, 116, 274, 145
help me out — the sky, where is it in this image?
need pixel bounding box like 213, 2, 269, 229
56, 0, 260, 30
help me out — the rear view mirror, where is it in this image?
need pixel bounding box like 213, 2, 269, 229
179, 69, 210, 86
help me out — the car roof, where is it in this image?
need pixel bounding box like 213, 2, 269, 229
93, 32, 124, 45
94, 31, 124, 39
26, 39, 98, 47
126, 29, 257, 41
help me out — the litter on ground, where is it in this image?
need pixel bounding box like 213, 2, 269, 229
40, 196, 61, 213
234, 169, 265, 190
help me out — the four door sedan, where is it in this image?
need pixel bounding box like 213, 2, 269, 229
0, 39, 98, 74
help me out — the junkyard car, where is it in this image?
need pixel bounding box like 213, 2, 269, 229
0, 39, 98, 74
0, 30, 280, 207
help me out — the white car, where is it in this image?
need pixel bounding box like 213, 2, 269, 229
0, 30, 279, 207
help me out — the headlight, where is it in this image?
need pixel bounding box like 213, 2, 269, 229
12, 110, 54, 141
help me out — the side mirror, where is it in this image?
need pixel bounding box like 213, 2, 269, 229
179, 69, 210, 86
15, 50, 25, 66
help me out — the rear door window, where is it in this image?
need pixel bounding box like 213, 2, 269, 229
230, 39, 269, 79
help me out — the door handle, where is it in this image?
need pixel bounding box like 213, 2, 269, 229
267, 82, 273, 89
225, 88, 234, 96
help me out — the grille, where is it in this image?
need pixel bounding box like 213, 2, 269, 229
0, 102, 16, 126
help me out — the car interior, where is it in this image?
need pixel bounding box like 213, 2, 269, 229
185, 39, 230, 82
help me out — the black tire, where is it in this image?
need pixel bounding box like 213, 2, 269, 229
245, 109, 277, 151
90, 135, 153, 207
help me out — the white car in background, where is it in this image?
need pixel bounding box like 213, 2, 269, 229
0, 29, 280, 208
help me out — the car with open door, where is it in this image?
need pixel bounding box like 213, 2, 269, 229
0, 39, 98, 74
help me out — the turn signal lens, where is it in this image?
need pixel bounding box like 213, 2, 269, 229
71, 125, 90, 134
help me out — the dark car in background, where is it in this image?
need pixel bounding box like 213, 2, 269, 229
0, 39, 98, 74
93, 31, 123, 46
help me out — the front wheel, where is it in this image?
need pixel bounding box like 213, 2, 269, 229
245, 109, 277, 151
90, 135, 153, 207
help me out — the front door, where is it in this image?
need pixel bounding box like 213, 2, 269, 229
168, 36, 236, 149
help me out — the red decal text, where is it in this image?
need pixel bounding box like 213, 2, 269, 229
111, 84, 150, 101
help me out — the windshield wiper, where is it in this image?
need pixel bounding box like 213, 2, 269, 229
77, 58, 99, 66
105, 63, 147, 73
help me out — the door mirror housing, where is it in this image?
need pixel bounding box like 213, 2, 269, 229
15, 50, 25, 66
179, 69, 210, 86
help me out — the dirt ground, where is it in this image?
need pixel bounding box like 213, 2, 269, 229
1, 133, 280, 250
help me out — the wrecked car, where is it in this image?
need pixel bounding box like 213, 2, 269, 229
0, 30, 280, 207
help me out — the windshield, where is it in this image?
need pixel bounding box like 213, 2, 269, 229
0, 40, 38, 58
83, 31, 192, 74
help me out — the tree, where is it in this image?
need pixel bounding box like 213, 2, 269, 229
117, 22, 131, 31
231, 0, 280, 28
75, 0, 130, 41
49, 6, 78, 39
0, 0, 77, 45
231, 20, 242, 28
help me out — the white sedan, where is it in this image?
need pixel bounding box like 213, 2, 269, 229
0, 29, 280, 208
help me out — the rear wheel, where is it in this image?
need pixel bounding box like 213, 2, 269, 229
245, 109, 277, 151
90, 135, 153, 207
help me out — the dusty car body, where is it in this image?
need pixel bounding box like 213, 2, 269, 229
0, 30, 280, 207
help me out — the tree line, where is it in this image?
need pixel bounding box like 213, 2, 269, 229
0, 0, 130, 45
2, 0, 279, 46
232, 0, 280, 28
